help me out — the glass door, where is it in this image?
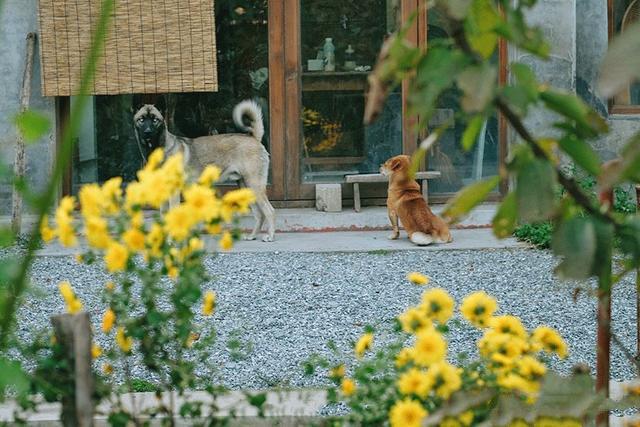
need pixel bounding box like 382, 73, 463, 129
284, 0, 408, 202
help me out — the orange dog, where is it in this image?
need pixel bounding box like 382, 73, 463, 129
381, 155, 452, 245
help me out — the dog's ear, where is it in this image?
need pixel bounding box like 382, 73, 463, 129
389, 157, 403, 171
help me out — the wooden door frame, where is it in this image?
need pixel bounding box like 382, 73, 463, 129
282, 0, 422, 201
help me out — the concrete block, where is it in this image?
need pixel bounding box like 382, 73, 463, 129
315, 184, 342, 212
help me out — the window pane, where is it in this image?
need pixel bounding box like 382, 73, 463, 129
613, 0, 640, 105
426, 9, 499, 194
300, 0, 402, 183
72, 0, 270, 193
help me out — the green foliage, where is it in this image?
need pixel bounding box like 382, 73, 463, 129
513, 222, 553, 249
13, 110, 51, 143
130, 378, 158, 393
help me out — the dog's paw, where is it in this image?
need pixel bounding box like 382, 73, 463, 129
243, 234, 257, 241
388, 233, 399, 240
262, 235, 275, 242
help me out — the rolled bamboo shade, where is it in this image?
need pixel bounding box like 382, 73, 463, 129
37, 0, 218, 96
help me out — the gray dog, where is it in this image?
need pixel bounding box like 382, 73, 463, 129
133, 100, 276, 242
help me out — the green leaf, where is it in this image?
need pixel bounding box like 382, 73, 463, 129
590, 218, 613, 281
598, 21, 640, 99
557, 135, 602, 176
410, 46, 469, 125
246, 392, 267, 415
598, 133, 640, 190
462, 115, 486, 151
618, 217, 640, 269
539, 89, 608, 137
492, 192, 517, 238
442, 176, 500, 223
456, 64, 497, 112
552, 216, 596, 280
464, 0, 501, 59
511, 62, 538, 95
13, 110, 51, 142
0, 357, 29, 397
516, 159, 556, 222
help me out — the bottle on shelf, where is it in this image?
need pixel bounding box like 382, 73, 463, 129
323, 37, 336, 72
344, 44, 356, 71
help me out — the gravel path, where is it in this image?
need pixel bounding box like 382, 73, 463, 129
15, 248, 639, 390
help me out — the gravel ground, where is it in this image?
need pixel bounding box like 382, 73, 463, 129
13, 247, 639, 391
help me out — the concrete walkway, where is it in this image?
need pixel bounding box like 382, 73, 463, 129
35, 228, 526, 257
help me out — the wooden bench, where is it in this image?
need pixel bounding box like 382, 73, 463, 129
345, 171, 441, 212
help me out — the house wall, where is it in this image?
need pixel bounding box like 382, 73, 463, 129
576, 0, 640, 163
0, 0, 637, 212
0, 0, 56, 215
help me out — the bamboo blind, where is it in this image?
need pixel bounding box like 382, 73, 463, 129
37, 0, 218, 96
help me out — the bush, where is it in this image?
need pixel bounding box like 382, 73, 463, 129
514, 222, 553, 249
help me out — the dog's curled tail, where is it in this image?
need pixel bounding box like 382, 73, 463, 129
233, 100, 265, 143
410, 232, 434, 246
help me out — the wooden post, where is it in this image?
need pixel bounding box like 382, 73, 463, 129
11, 32, 37, 235
51, 313, 94, 427
596, 188, 613, 427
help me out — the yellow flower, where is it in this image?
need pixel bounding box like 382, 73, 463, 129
479, 329, 528, 360
101, 177, 122, 214
40, 217, 55, 242
396, 347, 416, 368
460, 291, 498, 328
441, 418, 463, 427
202, 290, 216, 316
188, 237, 205, 253
91, 343, 102, 359
183, 184, 219, 222
130, 211, 144, 229
407, 272, 430, 285
412, 327, 446, 367
490, 315, 528, 339
499, 372, 540, 396
164, 205, 196, 242
78, 184, 103, 218
206, 222, 222, 235
146, 148, 164, 170
389, 398, 427, 427
146, 223, 164, 258
85, 215, 111, 249
420, 288, 455, 323
425, 361, 462, 399
531, 326, 568, 359
397, 367, 431, 398
102, 309, 116, 333
198, 165, 221, 186
104, 242, 129, 272
354, 333, 374, 358
105, 281, 115, 292
122, 228, 145, 252
341, 378, 356, 396
58, 281, 83, 314
55, 196, 77, 247
398, 307, 432, 334
102, 363, 113, 375
516, 356, 547, 380
222, 188, 255, 219
115, 327, 133, 353
507, 419, 530, 427
219, 231, 233, 251
459, 411, 474, 426
329, 364, 346, 379
75, 253, 84, 264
